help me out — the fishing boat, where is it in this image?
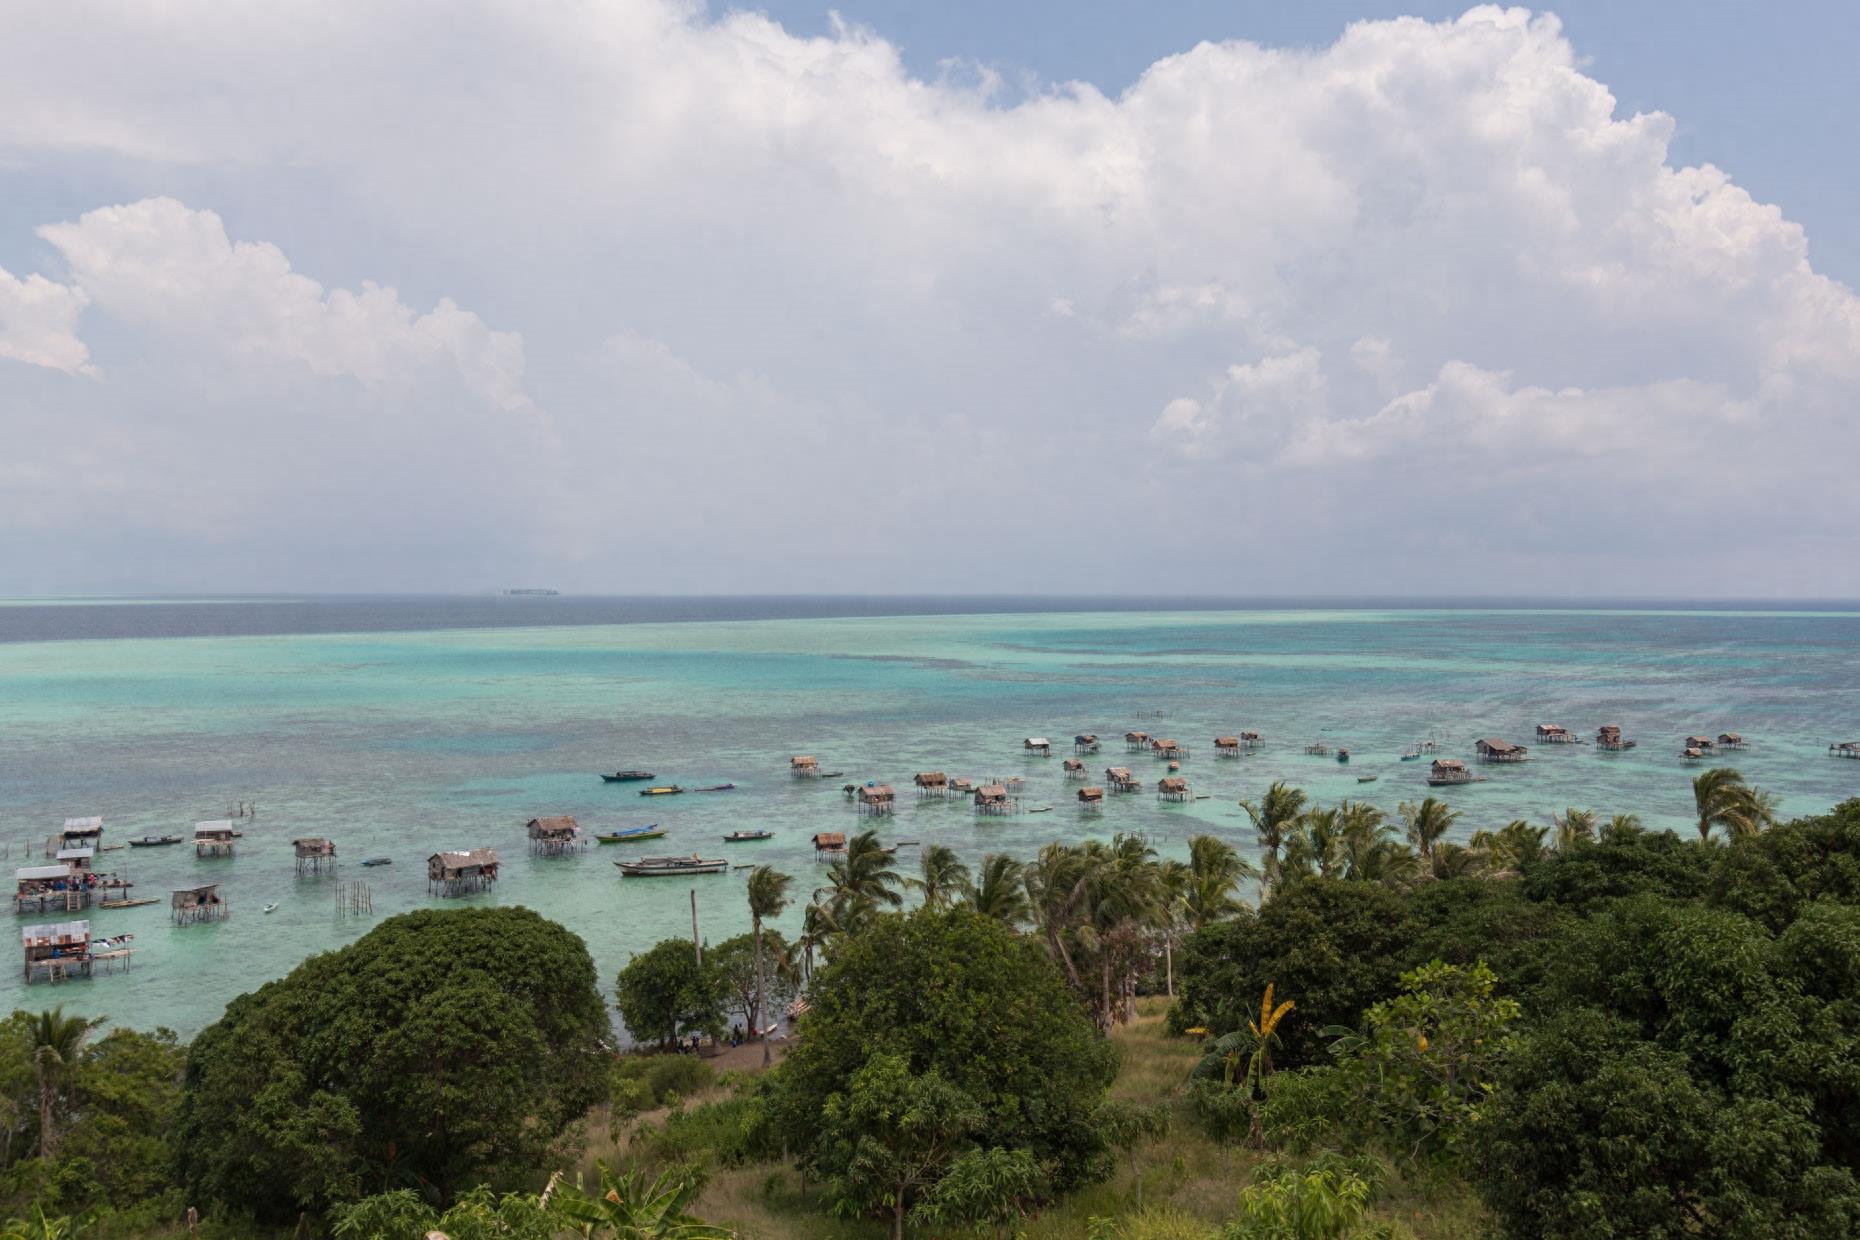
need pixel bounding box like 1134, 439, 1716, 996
692, 783, 737, 793
98, 896, 159, 909
601, 770, 655, 783
360, 857, 393, 867
1357, 775, 1378, 783
128, 834, 183, 848
263, 903, 279, 914
723, 830, 773, 843
1336, 748, 1351, 764
638, 785, 685, 797
597, 826, 665, 843
615, 855, 728, 877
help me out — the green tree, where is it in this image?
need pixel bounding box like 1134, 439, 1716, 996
1708, 798, 1860, 932
1222, 1154, 1386, 1240
906, 1146, 1044, 1235
1097, 1100, 1171, 1209
27, 1010, 99, 1159
1691, 766, 1772, 843
707, 932, 796, 1046
1175, 880, 1412, 1068
962, 854, 1030, 926
1241, 783, 1308, 893
1518, 828, 1711, 912
1323, 960, 1518, 1163
766, 908, 1115, 1225
745, 865, 793, 1066
617, 939, 723, 1050
175, 906, 608, 1218
1183, 834, 1252, 927
817, 831, 904, 935
908, 846, 969, 911
1398, 797, 1458, 866
820, 1052, 984, 1240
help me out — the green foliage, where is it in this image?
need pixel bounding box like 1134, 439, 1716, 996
1176, 881, 1412, 1068
907, 1146, 1045, 1232
174, 906, 609, 1219
706, 933, 795, 1036
1221, 1154, 1393, 1240
1320, 961, 1518, 1164
633, 1094, 772, 1170
1709, 798, 1860, 932
767, 907, 1116, 1228
617, 940, 724, 1049
0, 1205, 90, 1240
1477, 896, 1860, 1237
1397, 879, 1569, 994
549, 1160, 731, 1239
1517, 829, 1710, 912
642, 1056, 715, 1108
1252, 1069, 1354, 1154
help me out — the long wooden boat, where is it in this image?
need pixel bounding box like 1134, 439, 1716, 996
723, 830, 772, 843
128, 835, 184, 847
638, 785, 685, 797
361, 857, 393, 867
99, 896, 160, 909
615, 855, 728, 877
597, 826, 665, 843
692, 783, 737, 793
601, 771, 655, 783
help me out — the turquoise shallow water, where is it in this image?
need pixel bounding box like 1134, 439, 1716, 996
2, 604, 1858, 1036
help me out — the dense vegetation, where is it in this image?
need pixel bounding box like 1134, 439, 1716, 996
4, 774, 1858, 1240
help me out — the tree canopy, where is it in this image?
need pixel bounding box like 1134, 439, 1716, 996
173, 906, 609, 1218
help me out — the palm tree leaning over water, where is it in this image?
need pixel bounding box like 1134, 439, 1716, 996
31, 1007, 100, 1158
1182, 834, 1253, 927
1240, 781, 1308, 894
908, 844, 970, 910
1692, 767, 1773, 843
1552, 807, 1597, 850
745, 866, 793, 1066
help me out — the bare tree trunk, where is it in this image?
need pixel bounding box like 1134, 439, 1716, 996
754, 913, 771, 1066
1165, 934, 1174, 998
1100, 955, 1113, 1032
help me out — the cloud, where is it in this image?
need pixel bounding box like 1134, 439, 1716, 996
0, 266, 91, 375
0, 2, 1856, 593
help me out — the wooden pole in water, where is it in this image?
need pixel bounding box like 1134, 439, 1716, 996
691, 888, 702, 966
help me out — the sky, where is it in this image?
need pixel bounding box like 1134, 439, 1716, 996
2, 2, 1857, 597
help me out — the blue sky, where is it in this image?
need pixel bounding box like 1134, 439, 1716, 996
2, 3, 1858, 596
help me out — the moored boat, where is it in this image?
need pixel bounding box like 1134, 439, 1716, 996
360, 857, 392, 867
692, 783, 737, 792
723, 830, 773, 842
601, 770, 655, 783
597, 826, 665, 843
615, 855, 728, 877
1336, 748, 1351, 764
638, 785, 685, 797
128, 835, 183, 847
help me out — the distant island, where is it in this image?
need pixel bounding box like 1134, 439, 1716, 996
503, 588, 560, 596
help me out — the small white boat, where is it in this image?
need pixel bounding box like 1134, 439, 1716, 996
263, 903, 279, 914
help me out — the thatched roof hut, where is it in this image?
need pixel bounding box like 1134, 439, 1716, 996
914, 771, 947, 789
194, 821, 237, 857
948, 777, 975, 795
526, 816, 584, 855
1124, 731, 1150, 751
1105, 766, 1140, 791
1074, 734, 1100, 753
1062, 758, 1085, 775
427, 848, 500, 896
1077, 786, 1105, 805
975, 784, 1015, 814
813, 832, 847, 858
1718, 732, 1746, 748
791, 755, 819, 778
1023, 738, 1052, 756
1213, 736, 1241, 755
1535, 723, 1573, 743
1474, 738, 1528, 762
1428, 758, 1474, 785
1157, 775, 1191, 801
856, 784, 896, 815
1684, 735, 1715, 750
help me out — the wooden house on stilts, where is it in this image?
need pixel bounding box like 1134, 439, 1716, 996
427, 849, 500, 896
812, 832, 847, 860
1077, 785, 1105, 808
194, 821, 238, 857
1073, 734, 1100, 754
22, 921, 93, 983
293, 837, 338, 875
1124, 731, 1150, 752
526, 816, 585, 856
1157, 776, 1192, 802
1474, 738, 1529, 763
1105, 766, 1142, 793
855, 784, 896, 816
913, 772, 948, 798
172, 884, 227, 926
790, 756, 820, 779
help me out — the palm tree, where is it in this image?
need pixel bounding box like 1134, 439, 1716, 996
745, 866, 793, 1066
1025, 842, 1092, 993
1692, 767, 1773, 843
1602, 813, 1645, 843
550, 1161, 732, 1239
908, 845, 969, 910
1240, 781, 1307, 893
1181, 834, 1253, 927
1551, 807, 1597, 850
1156, 860, 1191, 999
1081, 835, 1161, 1028
816, 830, 903, 933
796, 900, 833, 984
1429, 841, 1481, 880
964, 853, 1030, 926
1337, 802, 1416, 886
29, 1007, 99, 1159
1485, 820, 1549, 871
1399, 796, 1459, 866
1283, 807, 1345, 881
